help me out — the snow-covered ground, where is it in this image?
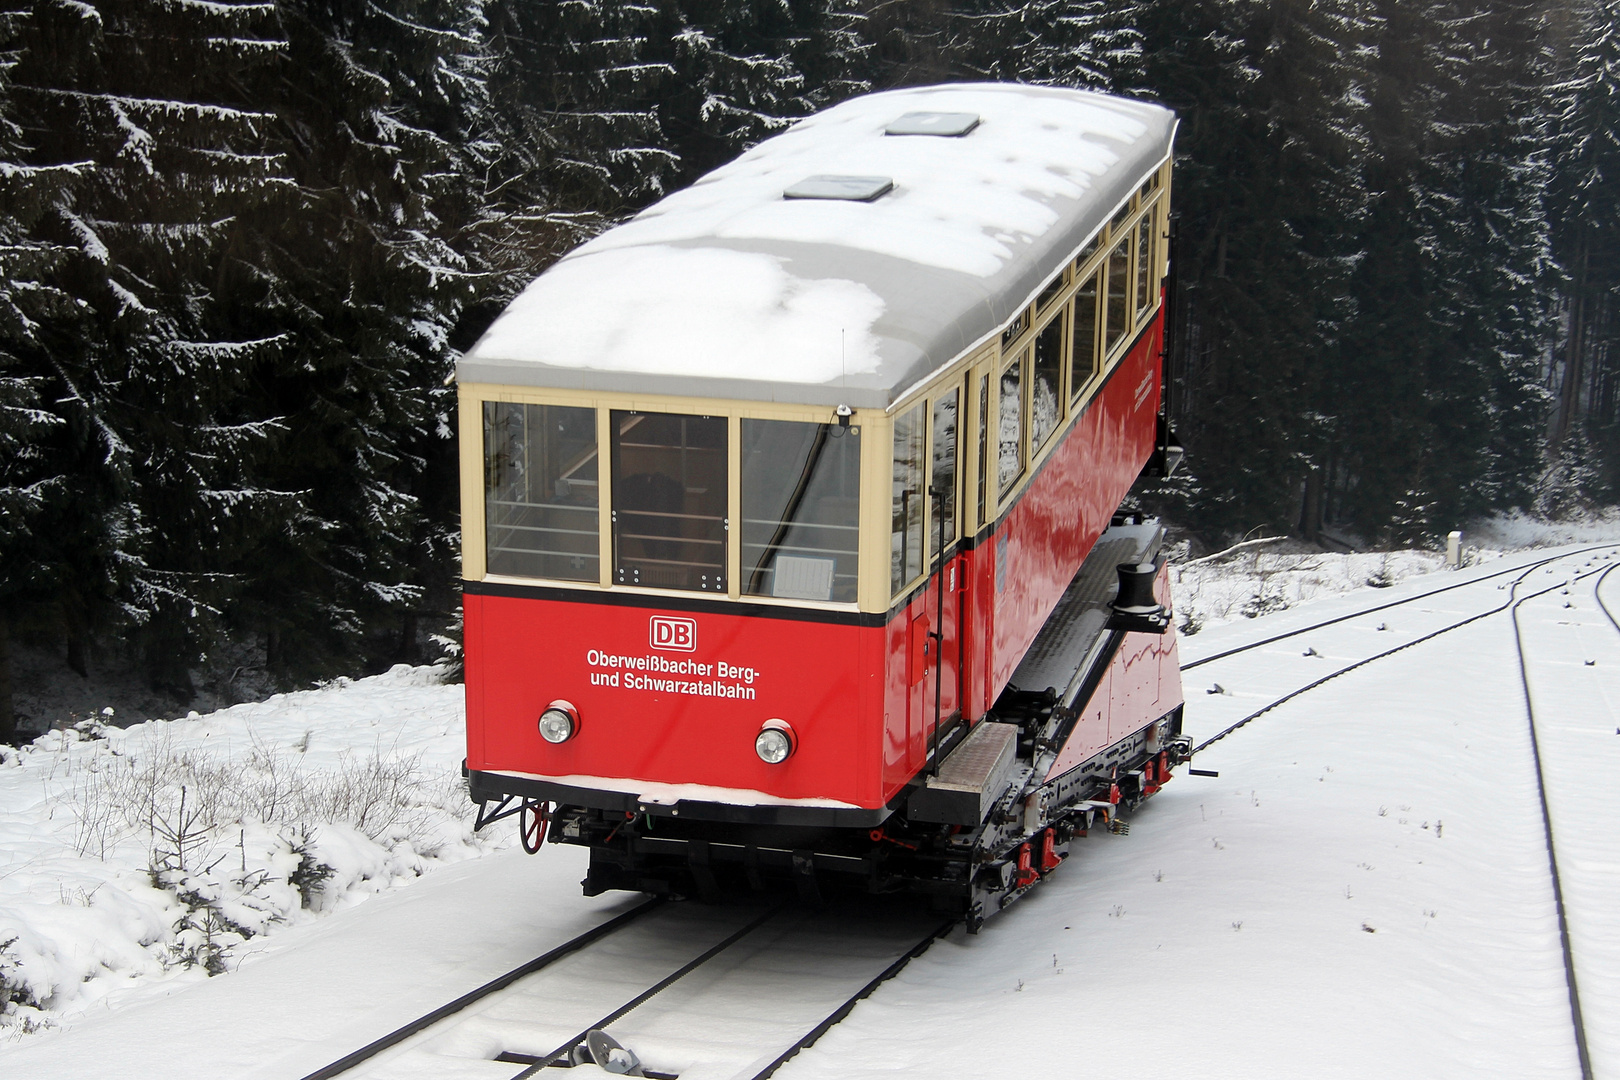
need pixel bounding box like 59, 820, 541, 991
3, 523, 1619, 1078
796, 546, 1619, 1080
0, 666, 489, 1037
1168, 542, 1452, 633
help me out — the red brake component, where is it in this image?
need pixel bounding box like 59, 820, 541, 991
1038, 828, 1063, 873
1143, 751, 1169, 795
520, 801, 550, 854
1015, 842, 1038, 887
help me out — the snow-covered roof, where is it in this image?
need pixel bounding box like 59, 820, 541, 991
459, 84, 1176, 410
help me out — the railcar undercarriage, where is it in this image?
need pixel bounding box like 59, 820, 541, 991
552, 698, 1187, 932
494, 517, 1190, 932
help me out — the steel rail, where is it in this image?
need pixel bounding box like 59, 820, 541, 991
1593, 558, 1620, 640
1511, 564, 1611, 1080
1182, 544, 1620, 671
745, 917, 957, 1080
298, 896, 664, 1080
1191, 554, 1618, 756
510, 903, 787, 1079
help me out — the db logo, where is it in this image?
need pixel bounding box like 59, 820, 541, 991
649, 616, 696, 652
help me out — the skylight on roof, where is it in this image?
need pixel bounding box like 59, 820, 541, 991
884, 112, 981, 137
783, 175, 895, 202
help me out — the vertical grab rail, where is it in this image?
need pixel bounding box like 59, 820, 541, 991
930, 481, 948, 775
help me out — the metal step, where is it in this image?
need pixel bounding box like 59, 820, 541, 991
907, 721, 1020, 826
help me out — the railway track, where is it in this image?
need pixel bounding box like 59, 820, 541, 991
1182, 544, 1620, 1080
1509, 558, 1620, 1080
300, 896, 951, 1080
1180, 545, 1620, 753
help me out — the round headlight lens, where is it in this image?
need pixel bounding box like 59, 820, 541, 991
538, 704, 577, 744
755, 724, 794, 764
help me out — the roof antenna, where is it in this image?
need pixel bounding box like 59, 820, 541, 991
841, 328, 846, 387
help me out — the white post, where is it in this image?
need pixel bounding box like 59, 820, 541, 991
1446, 530, 1462, 569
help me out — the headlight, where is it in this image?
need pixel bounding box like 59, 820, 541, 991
755, 719, 795, 764
538, 700, 579, 744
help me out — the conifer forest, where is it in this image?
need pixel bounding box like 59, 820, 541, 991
1, 0, 1618, 736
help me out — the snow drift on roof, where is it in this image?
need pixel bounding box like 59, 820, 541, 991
462, 84, 1175, 409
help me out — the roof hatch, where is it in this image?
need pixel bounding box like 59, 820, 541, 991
783, 175, 895, 202
885, 111, 981, 137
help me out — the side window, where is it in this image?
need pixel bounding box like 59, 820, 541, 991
1031, 317, 1063, 452
1070, 270, 1099, 405
1075, 233, 1100, 267
484, 402, 599, 583
1105, 237, 1130, 354
998, 350, 1026, 498
891, 402, 926, 595
1110, 201, 1132, 236
741, 419, 861, 603
975, 373, 990, 526
1000, 307, 1028, 350
1035, 271, 1065, 314
610, 411, 727, 592
1136, 212, 1155, 319
930, 389, 959, 559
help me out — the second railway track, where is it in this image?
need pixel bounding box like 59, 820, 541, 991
1507, 556, 1620, 1080
1177, 545, 1620, 754
1178, 544, 1620, 1080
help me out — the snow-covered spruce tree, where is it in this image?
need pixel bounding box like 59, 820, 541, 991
0, 6, 88, 741
646, 0, 823, 184
1336, 0, 1554, 542
476, 0, 677, 296
935, 0, 1143, 91
795, 0, 874, 107
3, 0, 298, 700
1133, 0, 1369, 538
245, 0, 486, 676
1546, 0, 1620, 499
860, 0, 957, 87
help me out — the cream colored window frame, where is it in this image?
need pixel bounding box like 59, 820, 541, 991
983, 158, 1173, 515
459, 383, 878, 612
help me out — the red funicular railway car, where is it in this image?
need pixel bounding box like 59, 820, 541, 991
458, 84, 1189, 930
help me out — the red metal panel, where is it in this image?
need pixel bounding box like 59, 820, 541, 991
907, 610, 930, 686
464, 592, 487, 767
881, 598, 911, 795
1155, 563, 1187, 717
1110, 634, 1162, 745
989, 321, 1162, 698
464, 593, 877, 807
1063, 668, 1112, 771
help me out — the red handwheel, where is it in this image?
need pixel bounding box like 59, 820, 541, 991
520, 800, 550, 854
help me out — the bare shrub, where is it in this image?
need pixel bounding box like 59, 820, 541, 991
44, 728, 468, 972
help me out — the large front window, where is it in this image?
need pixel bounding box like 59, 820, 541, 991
480, 399, 870, 604
742, 419, 861, 603
484, 402, 599, 582
611, 411, 727, 592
